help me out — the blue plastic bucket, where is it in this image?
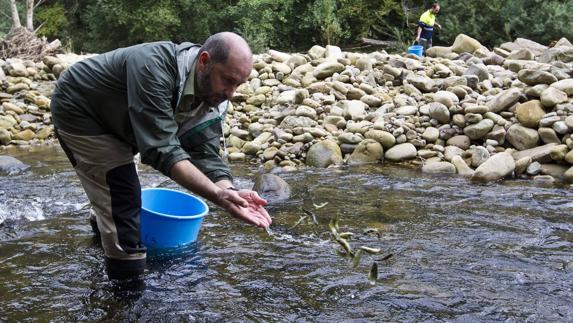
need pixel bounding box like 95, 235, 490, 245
140, 188, 208, 249
408, 44, 424, 57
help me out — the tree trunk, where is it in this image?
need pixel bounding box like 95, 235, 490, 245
26, 0, 34, 31
9, 0, 21, 29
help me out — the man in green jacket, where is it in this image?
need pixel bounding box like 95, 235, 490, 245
51, 32, 271, 280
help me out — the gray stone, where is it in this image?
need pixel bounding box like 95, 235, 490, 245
452, 34, 483, 54
515, 156, 532, 176
512, 143, 557, 163
565, 166, 573, 182
306, 139, 343, 168
517, 69, 558, 85
451, 155, 475, 177
347, 139, 384, 165
365, 130, 396, 149
429, 102, 451, 124
0, 155, 29, 175
422, 162, 456, 174
313, 61, 345, 79
486, 88, 522, 113
506, 124, 540, 150
472, 152, 515, 182
279, 116, 318, 129
540, 163, 569, 178
395, 105, 418, 116
0, 129, 11, 145
464, 119, 495, 140
540, 87, 568, 108
551, 78, 573, 95
507, 48, 535, 60
422, 127, 440, 142
384, 143, 417, 162
538, 127, 561, 144
527, 161, 542, 175
471, 146, 490, 167
444, 145, 465, 161
464, 63, 489, 81
434, 91, 459, 108
406, 74, 435, 92
252, 173, 291, 201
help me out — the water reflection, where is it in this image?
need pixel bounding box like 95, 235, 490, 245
0, 147, 572, 321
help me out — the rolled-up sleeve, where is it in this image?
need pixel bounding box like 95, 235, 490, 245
125, 47, 190, 176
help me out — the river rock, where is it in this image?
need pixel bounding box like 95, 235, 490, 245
396, 105, 418, 116
365, 129, 396, 149
429, 102, 450, 124
280, 116, 318, 129
347, 139, 383, 165
406, 74, 435, 92
434, 91, 459, 108
515, 100, 546, 128
339, 100, 367, 121
422, 161, 456, 174
486, 88, 522, 113
550, 78, 573, 95
452, 34, 483, 54
565, 150, 573, 165
540, 87, 568, 108
422, 127, 439, 142
13, 129, 35, 141
538, 127, 561, 144
228, 152, 246, 162
511, 143, 557, 163
314, 61, 345, 79
506, 124, 539, 150
472, 152, 515, 182
252, 173, 291, 201
308, 45, 326, 60
538, 46, 573, 64
540, 164, 569, 178
514, 156, 532, 176
451, 155, 475, 177
464, 63, 489, 81
306, 139, 343, 168
0, 155, 29, 175
517, 69, 558, 86
564, 166, 573, 182
527, 161, 542, 175
471, 146, 490, 167
384, 143, 417, 162
0, 128, 11, 144
464, 119, 494, 140
550, 144, 569, 161
507, 48, 535, 61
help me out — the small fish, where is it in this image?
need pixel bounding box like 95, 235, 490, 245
363, 228, 381, 238
328, 216, 339, 235
289, 215, 308, 229
302, 208, 319, 225
313, 202, 329, 209
335, 236, 354, 257
265, 226, 273, 236
359, 246, 382, 254
380, 253, 394, 261
339, 232, 354, 239
351, 249, 363, 268
368, 262, 378, 285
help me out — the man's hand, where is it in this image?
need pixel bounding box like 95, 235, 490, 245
435, 23, 442, 31
214, 189, 271, 228
415, 36, 420, 43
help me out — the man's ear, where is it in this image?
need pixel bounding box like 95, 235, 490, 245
197, 51, 211, 71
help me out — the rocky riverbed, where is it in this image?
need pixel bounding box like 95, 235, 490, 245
2, 34, 573, 184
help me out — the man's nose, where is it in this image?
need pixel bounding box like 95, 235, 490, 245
224, 86, 237, 99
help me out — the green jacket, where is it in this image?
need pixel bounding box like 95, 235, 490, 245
51, 41, 232, 183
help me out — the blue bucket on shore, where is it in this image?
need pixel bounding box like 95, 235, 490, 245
140, 188, 208, 249
408, 44, 424, 57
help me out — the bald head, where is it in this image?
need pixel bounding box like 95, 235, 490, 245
200, 32, 252, 66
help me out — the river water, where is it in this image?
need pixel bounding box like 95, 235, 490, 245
1, 145, 572, 322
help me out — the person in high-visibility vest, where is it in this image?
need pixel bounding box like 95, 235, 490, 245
415, 2, 442, 53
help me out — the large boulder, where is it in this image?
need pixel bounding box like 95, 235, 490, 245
306, 140, 343, 168
471, 152, 515, 182
347, 139, 384, 165
511, 143, 557, 163
550, 78, 573, 95
540, 87, 568, 108
451, 34, 483, 54
422, 162, 456, 174
538, 46, 573, 64
252, 173, 291, 201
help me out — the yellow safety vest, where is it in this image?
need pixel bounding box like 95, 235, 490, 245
419, 10, 436, 26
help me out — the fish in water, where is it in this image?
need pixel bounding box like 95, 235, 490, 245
359, 246, 381, 254
335, 236, 354, 257
329, 215, 340, 235
252, 173, 291, 202
338, 232, 354, 239
302, 208, 319, 225
351, 249, 363, 268
368, 262, 378, 285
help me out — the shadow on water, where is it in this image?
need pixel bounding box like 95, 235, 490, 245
1, 146, 573, 321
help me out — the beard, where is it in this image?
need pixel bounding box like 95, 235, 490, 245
196, 68, 224, 106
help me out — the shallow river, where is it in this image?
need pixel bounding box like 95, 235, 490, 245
1, 145, 572, 322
